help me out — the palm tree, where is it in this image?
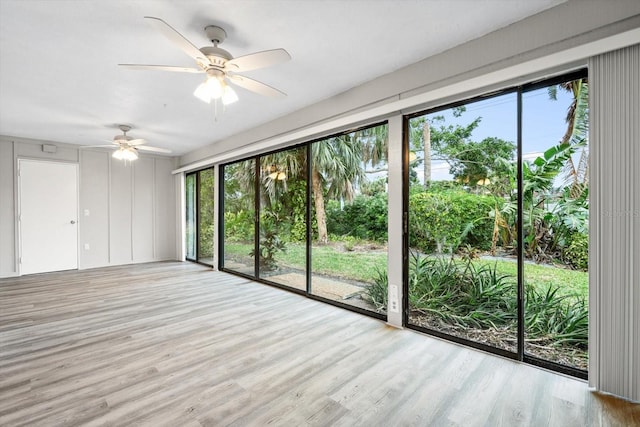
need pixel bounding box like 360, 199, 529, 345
549, 78, 589, 198
311, 134, 366, 243
242, 131, 371, 245
358, 124, 388, 171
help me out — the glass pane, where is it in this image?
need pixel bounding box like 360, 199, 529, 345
310, 124, 388, 314
407, 94, 518, 353
258, 147, 307, 289
522, 78, 588, 370
185, 173, 196, 260
197, 168, 215, 265
222, 159, 256, 277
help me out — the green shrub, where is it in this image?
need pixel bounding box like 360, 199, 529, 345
564, 233, 588, 271
224, 210, 255, 242
249, 210, 286, 270
409, 189, 496, 253
326, 194, 388, 242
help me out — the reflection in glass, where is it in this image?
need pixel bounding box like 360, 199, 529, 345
407, 94, 518, 353
222, 160, 256, 277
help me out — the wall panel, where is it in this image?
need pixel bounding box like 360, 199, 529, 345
133, 157, 154, 262
79, 150, 110, 268
109, 158, 133, 264
154, 158, 176, 260
0, 142, 16, 276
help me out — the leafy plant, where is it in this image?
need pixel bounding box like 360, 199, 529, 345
224, 210, 255, 242
409, 189, 495, 253
369, 253, 588, 348
525, 284, 588, 347
564, 233, 589, 271
365, 267, 388, 312
326, 193, 388, 242
249, 210, 286, 271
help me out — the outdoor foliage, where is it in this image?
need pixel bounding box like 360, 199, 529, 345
326, 193, 388, 242
224, 210, 254, 242
564, 233, 589, 271
409, 189, 496, 253
250, 210, 286, 271
367, 254, 588, 347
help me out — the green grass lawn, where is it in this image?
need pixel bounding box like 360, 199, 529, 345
223, 241, 588, 298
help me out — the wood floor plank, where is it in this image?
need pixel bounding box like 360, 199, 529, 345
1, 261, 639, 426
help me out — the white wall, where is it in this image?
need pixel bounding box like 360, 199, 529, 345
0, 138, 178, 277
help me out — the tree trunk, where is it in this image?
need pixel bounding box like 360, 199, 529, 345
311, 167, 328, 244
423, 121, 431, 187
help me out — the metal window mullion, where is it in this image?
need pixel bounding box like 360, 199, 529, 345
306, 145, 312, 294
517, 88, 525, 361
254, 157, 260, 279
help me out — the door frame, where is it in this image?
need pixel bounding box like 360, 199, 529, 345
16, 157, 80, 276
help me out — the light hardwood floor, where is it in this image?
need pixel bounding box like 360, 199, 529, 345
1, 261, 638, 426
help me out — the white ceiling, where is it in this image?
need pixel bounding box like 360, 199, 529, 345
0, 0, 566, 156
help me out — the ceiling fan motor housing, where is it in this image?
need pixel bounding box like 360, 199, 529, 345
114, 135, 129, 142
200, 46, 233, 68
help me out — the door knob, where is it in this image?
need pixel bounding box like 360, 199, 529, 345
70, 220, 76, 224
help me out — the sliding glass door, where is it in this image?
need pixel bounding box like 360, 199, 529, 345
310, 125, 388, 314
220, 123, 388, 319
405, 70, 588, 377
406, 92, 518, 355
221, 159, 256, 277
184, 167, 215, 267
186, 173, 196, 261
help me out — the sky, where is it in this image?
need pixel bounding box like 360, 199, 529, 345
409, 86, 575, 182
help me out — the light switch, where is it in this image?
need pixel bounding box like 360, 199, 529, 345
84, 209, 90, 216
84, 243, 90, 250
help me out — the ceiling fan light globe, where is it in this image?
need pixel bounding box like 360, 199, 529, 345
206, 77, 224, 99
194, 82, 212, 103
112, 148, 125, 160
122, 148, 138, 161
222, 85, 238, 105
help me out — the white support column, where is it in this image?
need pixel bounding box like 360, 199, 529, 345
589, 43, 640, 403
387, 114, 404, 328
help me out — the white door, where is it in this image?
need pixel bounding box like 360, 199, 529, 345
18, 159, 78, 275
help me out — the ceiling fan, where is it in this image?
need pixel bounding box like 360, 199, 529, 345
80, 125, 171, 161
119, 17, 291, 105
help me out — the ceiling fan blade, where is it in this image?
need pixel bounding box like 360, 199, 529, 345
144, 16, 211, 66
127, 139, 147, 146
226, 48, 291, 72
119, 64, 203, 73
79, 145, 116, 149
135, 145, 172, 153
227, 74, 286, 98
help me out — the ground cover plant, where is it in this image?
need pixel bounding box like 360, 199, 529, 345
366, 253, 588, 368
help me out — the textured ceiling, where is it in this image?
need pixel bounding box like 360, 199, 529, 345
0, 0, 566, 156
